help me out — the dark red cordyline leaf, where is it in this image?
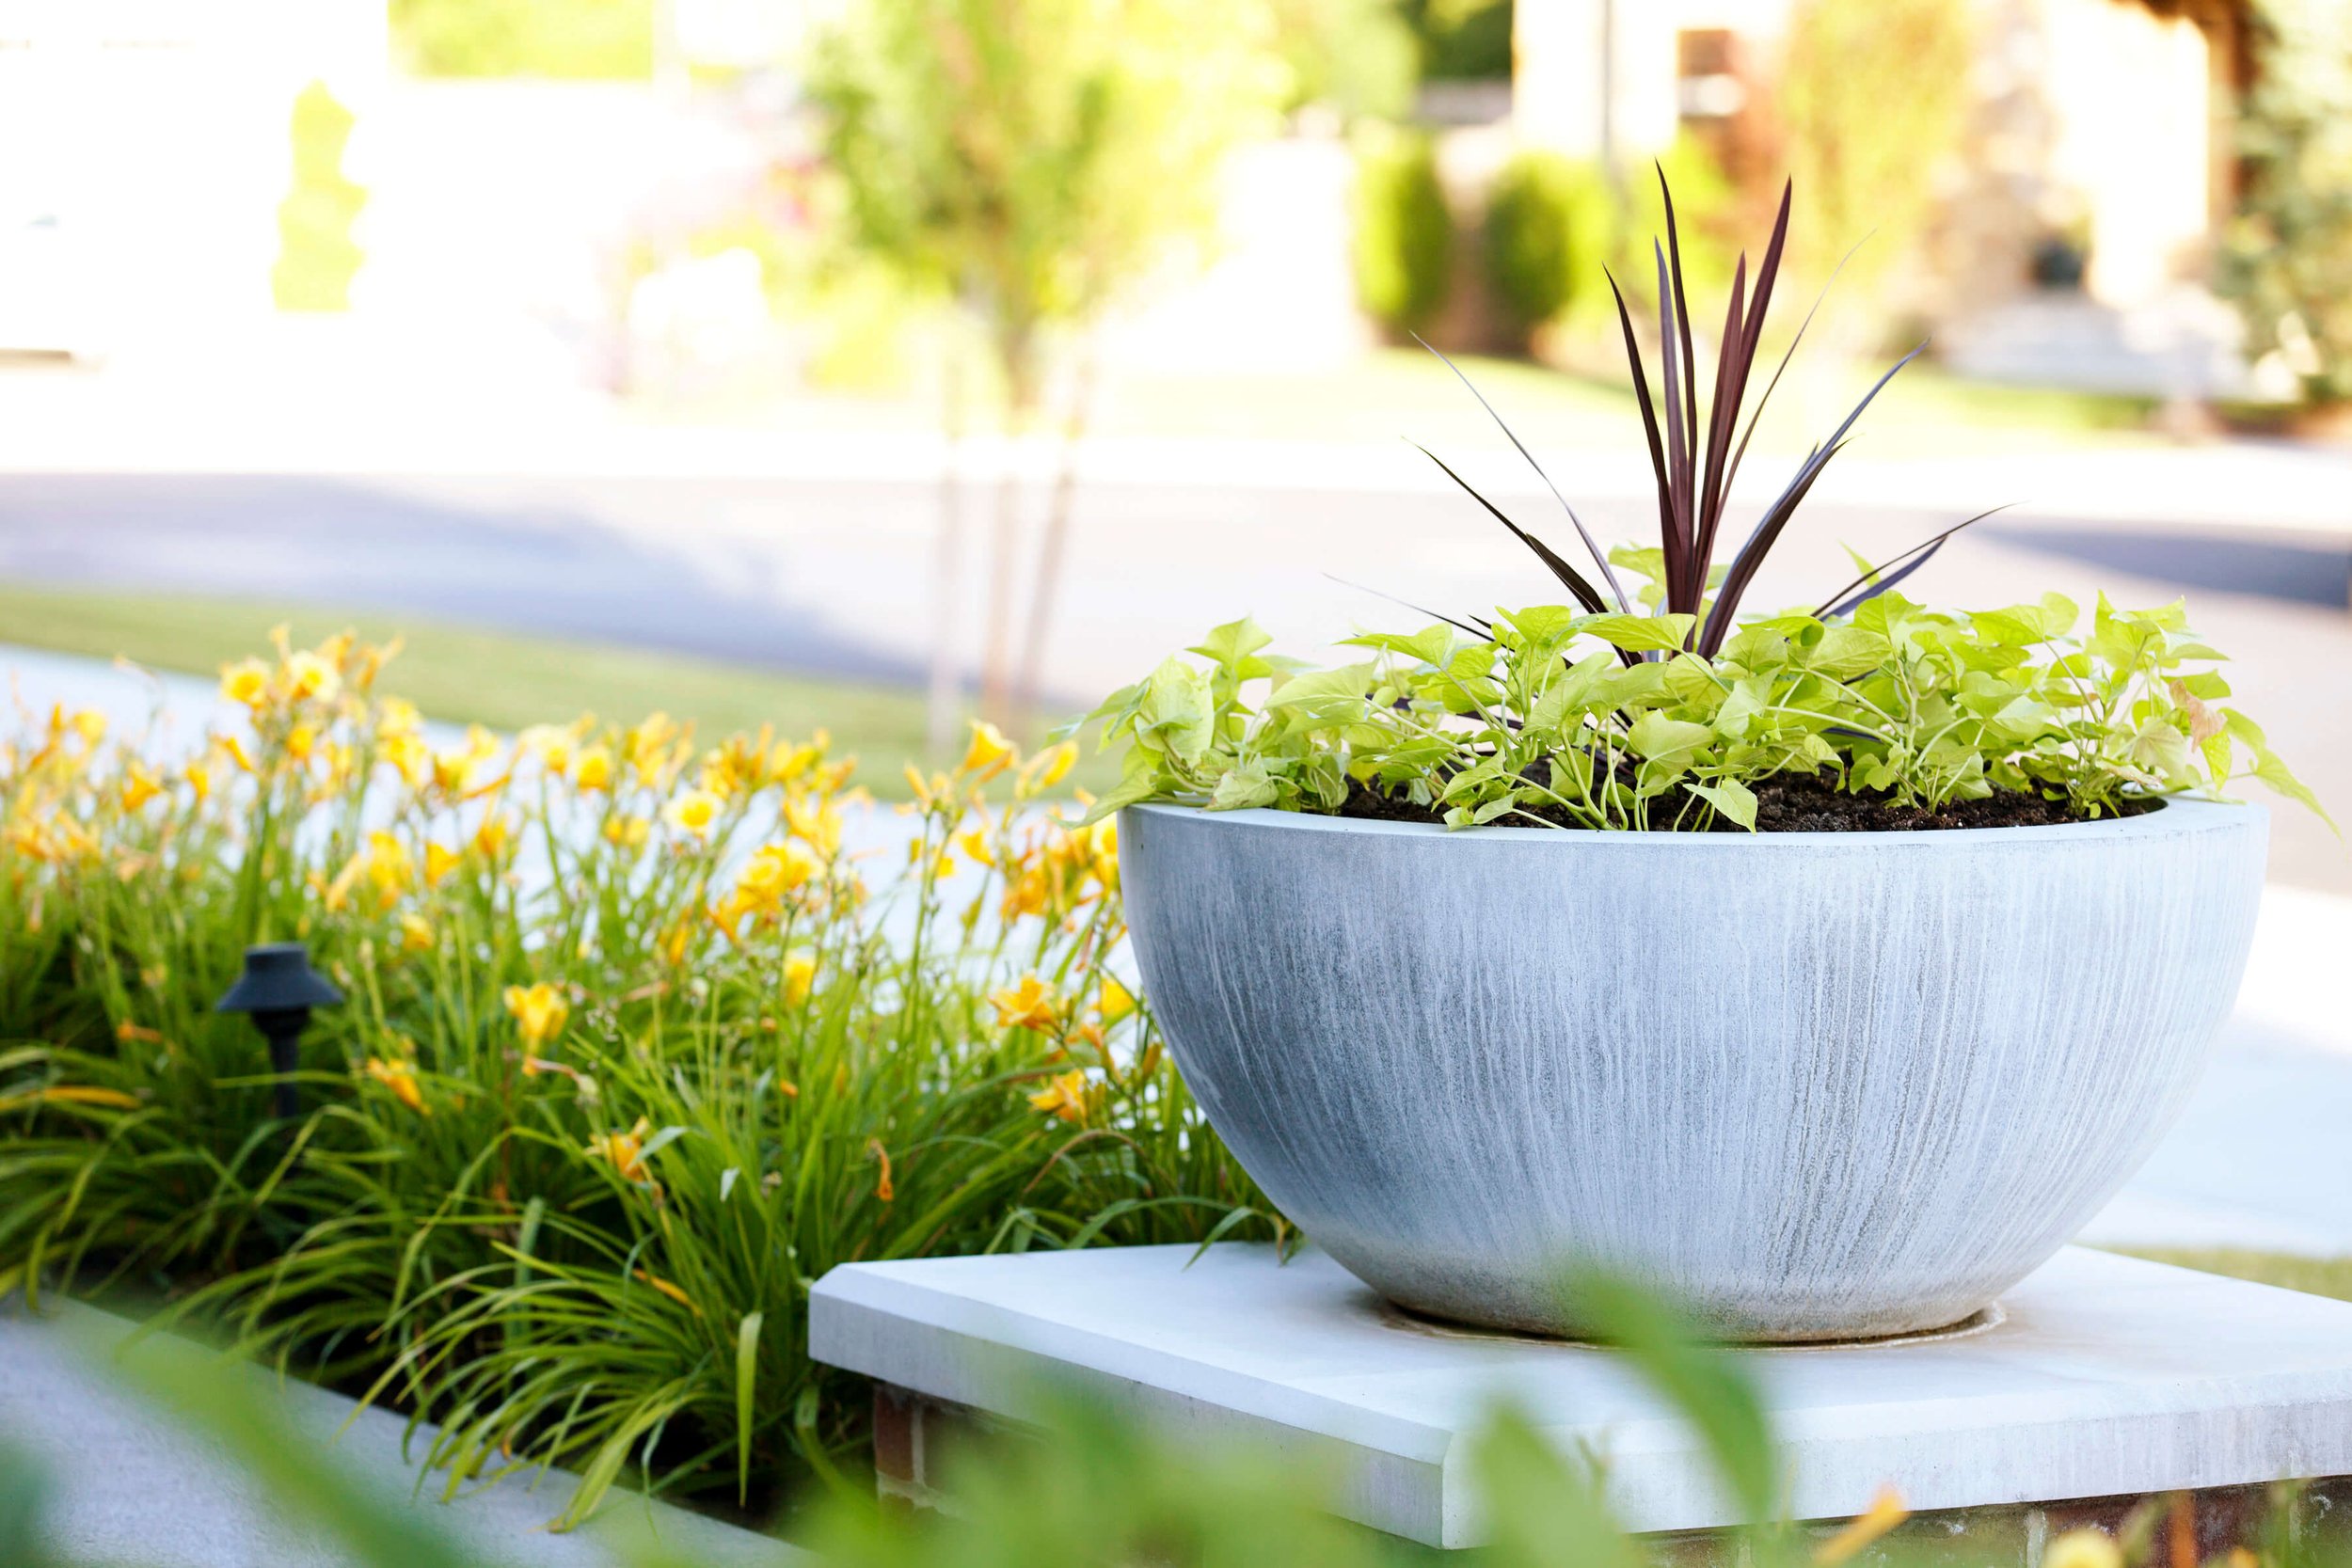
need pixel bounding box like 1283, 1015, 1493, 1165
1811, 505, 2015, 619
1698, 342, 1926, 655
1409, 443, 1643, 668
1411, 333, 1630, 614
1420, 172, 1972, 664
1606, 267, 1677, 596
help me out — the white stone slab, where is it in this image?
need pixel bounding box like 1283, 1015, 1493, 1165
810, 1243, 2352, 1548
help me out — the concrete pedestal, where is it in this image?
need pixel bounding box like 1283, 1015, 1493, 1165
810, 1244, 2352, 1551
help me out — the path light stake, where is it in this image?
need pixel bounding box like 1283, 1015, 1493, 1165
215, 942, 344, 1120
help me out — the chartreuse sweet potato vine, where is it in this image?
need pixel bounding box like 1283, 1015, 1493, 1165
1082, 583, 2323, 832
1085, 176, 2324, 833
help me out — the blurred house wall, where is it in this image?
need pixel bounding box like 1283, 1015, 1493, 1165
0, 0, 383, 356
1513, 0, 2234, 313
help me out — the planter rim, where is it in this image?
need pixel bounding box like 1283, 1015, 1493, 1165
1123, 795, 2262, 848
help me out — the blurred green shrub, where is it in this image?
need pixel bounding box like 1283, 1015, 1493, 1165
1482, 150, 1611, 348
271, 82, 366, 313
2219, 0, 2352, 407
1777, 0, 1972, 300
391, 0, 653, 79
1402, 0, 1513, 82
1350, 127, 1454, 339
1479, 137, 1737, 352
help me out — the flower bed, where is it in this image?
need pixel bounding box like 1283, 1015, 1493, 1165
0, 630, 1277, 1524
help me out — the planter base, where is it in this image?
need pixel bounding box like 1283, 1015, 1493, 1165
812, 1242, 2352, 1549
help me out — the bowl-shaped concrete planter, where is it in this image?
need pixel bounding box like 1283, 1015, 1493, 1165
1122, 799, 2266, 1341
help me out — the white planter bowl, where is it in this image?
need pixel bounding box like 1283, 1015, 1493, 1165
1121, 800, 2266, 1341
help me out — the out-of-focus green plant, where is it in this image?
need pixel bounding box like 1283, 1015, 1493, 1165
390, 0, 654, 79
1268, 0, 1420, 122
1400, 0, 1513, 82
807, 0, 1284, 417
1480, 137, 1737, 354
2219, 0, 2352, 408
806, 0, 1290, 724
1350, 126, 1454, 339
1776, 0, 1972, 303
270, 82, 366, 313
5, 1259, 2339, 1566
1482, 150, 1613, 348
0, 630, 1278, 1527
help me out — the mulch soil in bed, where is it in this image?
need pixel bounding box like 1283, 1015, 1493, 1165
1330, 770, 2159, 832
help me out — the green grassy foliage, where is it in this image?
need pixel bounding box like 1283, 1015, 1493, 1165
0, 630, 1273, 1523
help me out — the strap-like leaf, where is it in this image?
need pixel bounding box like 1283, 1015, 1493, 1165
1813, 504, 2014, 618
1412, 333, 1631, 614
1605, 268, 1678, 591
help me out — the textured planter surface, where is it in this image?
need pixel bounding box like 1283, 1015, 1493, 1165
1122, 800, 2267, 1340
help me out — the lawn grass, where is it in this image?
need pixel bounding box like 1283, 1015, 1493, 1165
0, 583, 1113, 799
2108, 1246, 2352, 1303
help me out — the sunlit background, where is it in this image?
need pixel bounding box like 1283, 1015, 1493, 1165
1, 0, 2346, 892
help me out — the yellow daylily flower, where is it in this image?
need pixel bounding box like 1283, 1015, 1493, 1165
739, 842, 819, 905
398, 912, 435, 952
901, 766, 957, 814
503, 983, 570, 1049
0, 1085, 143, 1114
574, 745, 614, 792
1813, 1486, 1908, 1566
1096, 974, 1137, 1025
185, 760, 212, 800
377, 697, 422, 737
2040, 1531, 2122, 1568
285, 650, 340, 703
119, 765, 164, 812
472, 813, 513, 861
1027, 1069, 1092, 1125
784, 795, 842, 856
634, 1269, 703, 1317
381, 733, 429, 788
783, 952, 817, 1007
667, 789, 723, 838
424, 842, 460, 883
586, 1117, 652, 1182
604, 814, 652, 848
364, 1056, 429, 1116
961, 720, 1014, 780
285, 723, 319, 763
988, 974, 1061, 1033
219, 658, 273, 708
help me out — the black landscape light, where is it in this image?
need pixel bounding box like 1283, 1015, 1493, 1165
215, 942, 344, 1120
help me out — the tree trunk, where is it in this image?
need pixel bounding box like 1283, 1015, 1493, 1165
926, 344, 967, 760
1009, 339, 1098, 738
977, 325, 1041, 723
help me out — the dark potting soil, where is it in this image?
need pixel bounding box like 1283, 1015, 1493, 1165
1330, 770, 2160, 832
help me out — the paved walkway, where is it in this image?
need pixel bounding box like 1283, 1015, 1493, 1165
0, 1297, 802, 1568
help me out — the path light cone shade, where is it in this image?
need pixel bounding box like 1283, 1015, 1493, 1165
1120, 800, 2267, 1342
215, 942, 344, 1121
